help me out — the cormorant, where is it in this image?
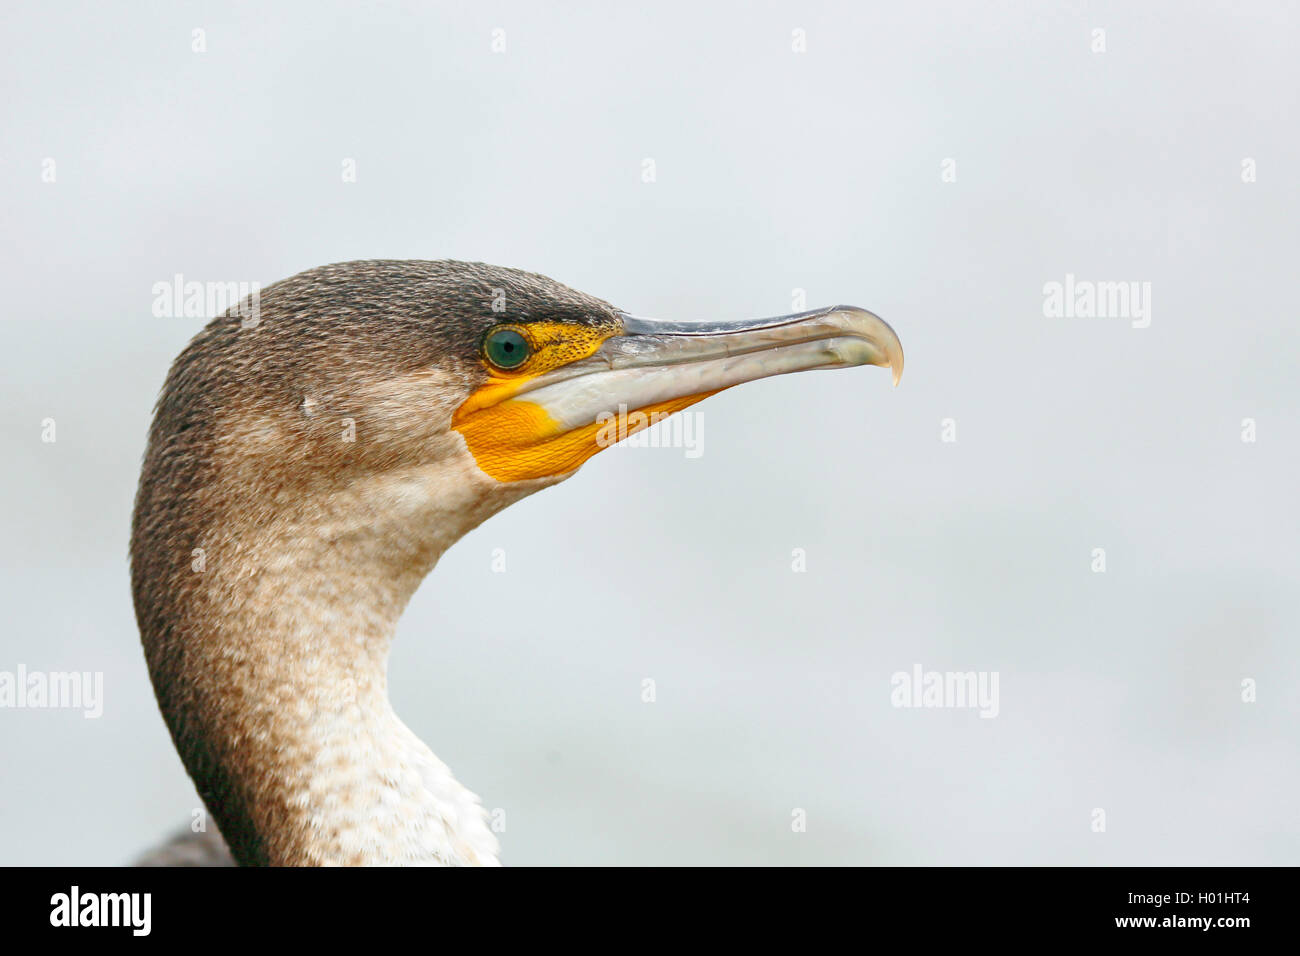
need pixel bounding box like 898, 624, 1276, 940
131, 260, 903, 866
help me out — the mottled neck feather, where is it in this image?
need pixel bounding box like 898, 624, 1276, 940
137, 453, 536, 866
196, 540, 496, 866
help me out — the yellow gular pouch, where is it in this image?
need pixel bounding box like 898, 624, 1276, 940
452, 320, 717, 482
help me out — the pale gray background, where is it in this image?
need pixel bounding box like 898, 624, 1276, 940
1, 1, 1297, 865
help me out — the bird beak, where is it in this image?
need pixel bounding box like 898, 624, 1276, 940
453, 304, 904, 483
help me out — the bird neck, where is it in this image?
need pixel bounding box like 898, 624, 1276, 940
139, 465, 523, 866
194, 566, 498, 866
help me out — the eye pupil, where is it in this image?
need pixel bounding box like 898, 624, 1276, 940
484, 328, 530, 370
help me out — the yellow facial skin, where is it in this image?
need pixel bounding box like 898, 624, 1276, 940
452, 320, 715, 482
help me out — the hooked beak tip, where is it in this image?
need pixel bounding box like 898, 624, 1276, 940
823, 305, 904, 388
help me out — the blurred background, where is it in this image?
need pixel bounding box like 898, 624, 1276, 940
2, 1, 1297, 865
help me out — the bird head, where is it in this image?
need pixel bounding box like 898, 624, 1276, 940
134, 258, 904, 605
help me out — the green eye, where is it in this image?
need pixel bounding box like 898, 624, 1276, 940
483, 327, 531, 370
